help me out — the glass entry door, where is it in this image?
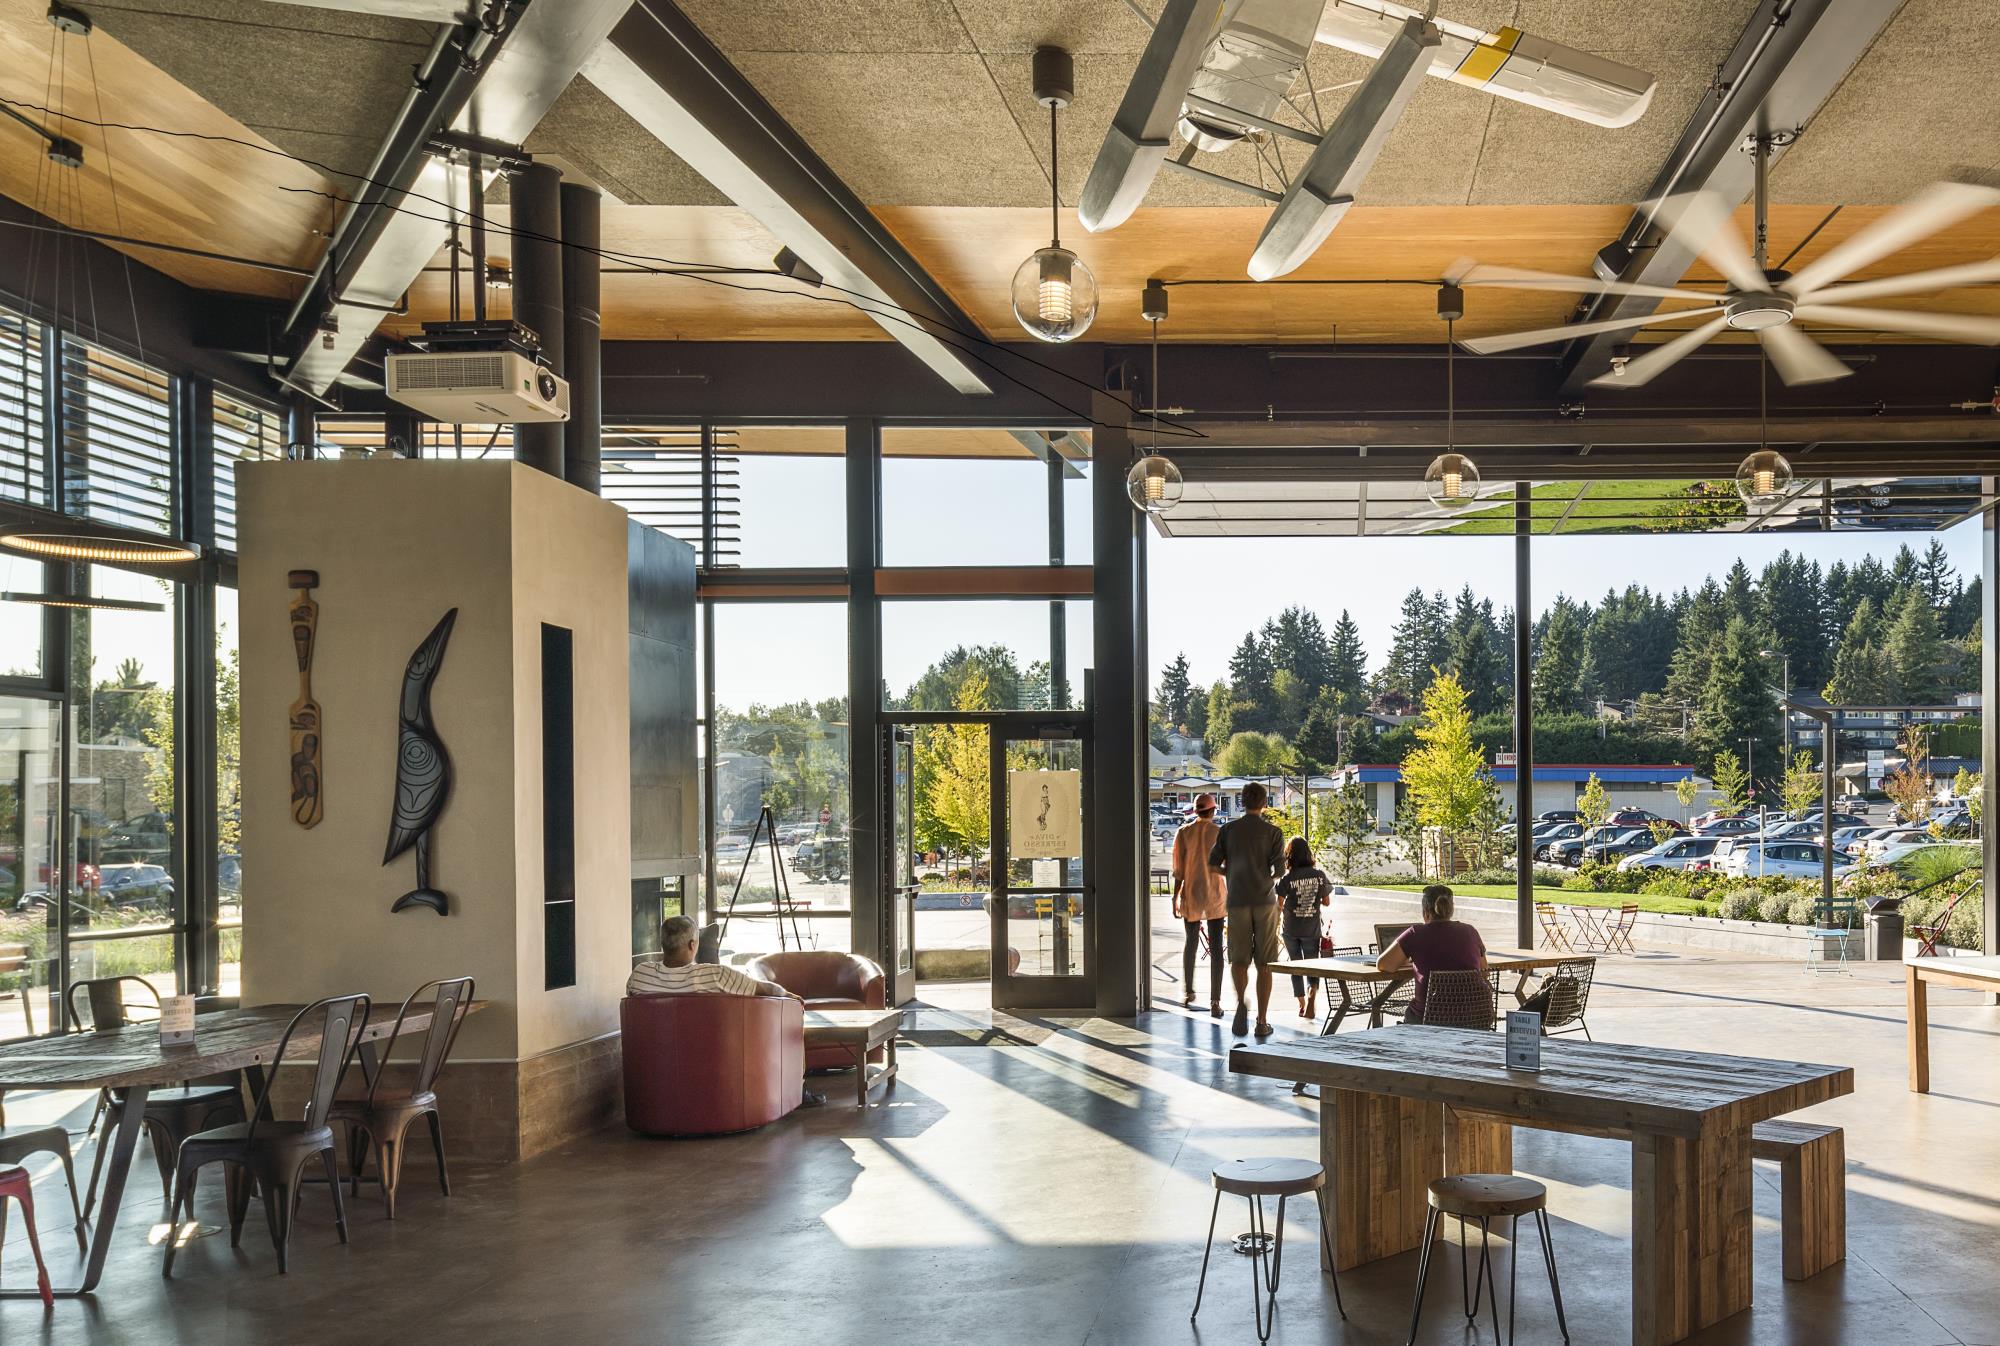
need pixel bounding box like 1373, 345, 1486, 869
988, 726, 1090, 1011
883, 726, 917, 1005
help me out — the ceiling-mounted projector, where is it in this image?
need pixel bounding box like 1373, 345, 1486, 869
385, 320, 569, 423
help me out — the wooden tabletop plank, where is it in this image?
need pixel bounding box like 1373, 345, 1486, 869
0, 1001, 484, 1093
1906, 956, 2000, 987
1270, 950, 1595, 981
1231, 1027, 1850, 1138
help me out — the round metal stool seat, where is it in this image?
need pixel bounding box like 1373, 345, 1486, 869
1192, 1157, 1343, 1342
1408, 1174, 1569, 1346
1428, 1173, 1548, 1219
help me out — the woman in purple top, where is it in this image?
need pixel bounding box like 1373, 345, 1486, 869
1375, 884, 1487, 1023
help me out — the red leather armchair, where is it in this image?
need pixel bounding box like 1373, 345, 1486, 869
743, 952, 886, 1070
621, 994, 804, 1136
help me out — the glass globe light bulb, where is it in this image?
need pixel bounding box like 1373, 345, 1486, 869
1735, 449, 1794, 508
1126, 455, 1183, 515
1013, 246, 1097, 342
1424, 452, 1479, 510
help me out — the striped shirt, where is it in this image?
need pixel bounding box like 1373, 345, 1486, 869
626, 960, 763, 998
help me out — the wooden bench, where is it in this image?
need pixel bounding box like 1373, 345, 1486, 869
1751, 1119, 1844, 1280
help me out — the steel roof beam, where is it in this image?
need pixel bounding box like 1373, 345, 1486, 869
584, 0, 992, 395
277, 0, 634, 396
1556, 0, 1904, 394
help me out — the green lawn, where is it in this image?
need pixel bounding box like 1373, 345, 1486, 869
1358, 882, 1707, 916
1432, 479, 1738, 537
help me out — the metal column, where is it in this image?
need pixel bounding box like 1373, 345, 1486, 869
1091, 392, 1144, 1015
1514, 483, 1535, 948
511, 161, 565, 477
560, 181, 602, 493
1983, 479, 1999, 960
847, 420, 885, 966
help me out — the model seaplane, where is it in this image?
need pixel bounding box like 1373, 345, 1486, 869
1080, 0, 1656, 279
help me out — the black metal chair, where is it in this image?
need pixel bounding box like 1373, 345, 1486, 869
331, 977, 473, 1219
1371, 923, 1418, 1024
67, 976, 246, 1216
163, 993, 370, 1277
1529, 960, 1595, 1040
1420, 969, 1502, 1031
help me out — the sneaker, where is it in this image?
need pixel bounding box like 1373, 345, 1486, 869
1231, 1003, 1249, 1036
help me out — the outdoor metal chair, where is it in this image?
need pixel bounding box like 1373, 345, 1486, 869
1371, 923, 1418, 1025
1804, 897, 1857, 973
331, 977, 473, 1219
1420, 970, 1502, 1031
66, 976, 246, 1217
0, 943, 34, 1041
163, 993, 370, 1277
1606, 903, 1640, 955
0, 1123, 85, 1256
0, 1165, 53, 1309
1528, 960, 1595, 1041
1534, 903, 1574, 953
1910, 884, 1975, 958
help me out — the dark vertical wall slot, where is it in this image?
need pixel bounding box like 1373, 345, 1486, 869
542, 623, 577, 989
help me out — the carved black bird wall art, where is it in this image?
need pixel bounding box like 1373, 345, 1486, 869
385, 608, 457, 914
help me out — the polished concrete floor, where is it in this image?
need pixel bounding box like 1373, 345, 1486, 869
3, 908, 1999, 1345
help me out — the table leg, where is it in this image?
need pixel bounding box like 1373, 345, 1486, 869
1444, 1107, 1512, 1176
1906, 964, 1929, 1094
1321, 979, 1353, 1037
853, 1042, 868, 1108
356, 1038, 382, 1090
1321, 1088, 1443, 1273
2, 1084, 150, 1298
1632, 1125, 1753, 1346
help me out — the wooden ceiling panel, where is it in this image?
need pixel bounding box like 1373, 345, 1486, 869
0, 0, 327, 298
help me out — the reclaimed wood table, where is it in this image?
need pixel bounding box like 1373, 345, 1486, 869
0, 999, 477, 1297
803, 1008, 901, 1108
1231, 1026, 1850, 1346
1904, 955, 2000, 1093
1270, 950, 1595, 1037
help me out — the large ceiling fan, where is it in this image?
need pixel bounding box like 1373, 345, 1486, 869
1452, 176, 2000, 387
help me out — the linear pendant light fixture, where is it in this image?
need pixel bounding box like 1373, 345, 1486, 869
1013, 47, 1098, 343
0, 528, 199, 564
1127, 278, 1183, 514
1, 589, 165, 612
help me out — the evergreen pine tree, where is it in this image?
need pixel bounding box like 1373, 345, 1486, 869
1532, 603, 1586, 716
1917, 538, 1955, 608
1382, 588, 1449, 704
1227, 633, 1275, 732
1884, 584, 1948, 704
1823, 598, 1893, 704
1697, 617, 1778, 777
1156, 652, 1193, 728
1446, 587, 1505, 715
1328, 610, 1368, 711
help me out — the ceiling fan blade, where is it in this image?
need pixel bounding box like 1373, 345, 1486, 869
1454, 263, 1715, 301
1757, 325, 1849, 385
1794, 303, 2000, 344
1807, 257, 2000, 305
1459, 305, 1722, 355
1653, 191, 1766, 293
1588, 315, 1729, 388
1784, 182, 2000, 295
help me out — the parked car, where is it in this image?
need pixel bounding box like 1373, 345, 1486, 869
1860, 827, 1927, 858
1720, 841, 1856, 879
1582, 828, 1658, 866
1790, 811, 1867, 830
1535, 810, 1582, 824
1871, 840, 1974, 872
1694, 816, 1759, 837
1606, 808, 1665, 827
1618, 835, 1723, 872
1692, 810, 1750, 829
1830, 826, 1878, 851
1550, 825, 1629, 868
96, 863, 174, 907
1532, 824, 1585, 862
794, 838, 849, 882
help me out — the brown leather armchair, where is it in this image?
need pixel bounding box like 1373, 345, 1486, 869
743, 952, 886, 1070
621, 994, 804, 1136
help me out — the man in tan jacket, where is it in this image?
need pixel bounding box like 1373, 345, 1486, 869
1171, 793, 1227, 1014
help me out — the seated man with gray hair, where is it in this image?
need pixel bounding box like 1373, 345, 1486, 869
627, 914, 791, 999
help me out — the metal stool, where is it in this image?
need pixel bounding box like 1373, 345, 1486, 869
1408, 1174, 1568, 1345
1192, 1157, 1345, 1342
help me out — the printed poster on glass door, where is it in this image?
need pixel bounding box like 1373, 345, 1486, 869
1009, 769, 1081, 859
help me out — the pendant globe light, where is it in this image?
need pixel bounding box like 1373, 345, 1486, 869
1127, 280, 1183, 514
1736, 348, 1794, 509
1424, 284, 1479, 508
1013, 47, 1098, 343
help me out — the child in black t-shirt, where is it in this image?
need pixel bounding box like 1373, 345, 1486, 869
1275, 837, 1331, 1019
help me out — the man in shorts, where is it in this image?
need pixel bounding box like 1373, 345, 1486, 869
1208, 781, 1286, 1036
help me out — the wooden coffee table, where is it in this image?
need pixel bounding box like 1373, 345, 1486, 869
804, 1008, 902, 1108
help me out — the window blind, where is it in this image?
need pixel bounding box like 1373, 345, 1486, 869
212, 389, 285, 552
0, 303, 48, 508
58, 336, 175, 534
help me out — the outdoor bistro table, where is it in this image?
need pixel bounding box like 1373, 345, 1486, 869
1269, 950, 1594, 1037
1231, 1026, 1850, 1346
1905, 954, 2000, 1092
0, 999, 481, 1298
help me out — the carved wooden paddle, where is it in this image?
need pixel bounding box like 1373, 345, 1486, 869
288, 569, 323, 828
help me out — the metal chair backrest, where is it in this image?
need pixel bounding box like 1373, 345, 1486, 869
246, 994, 370, 1139
1420, 969, 1500, 1031
1538, 960, 1594, 1031
1811, 895, 1856, 931
66, 976, 160, 1033
368, 977, 475, 1106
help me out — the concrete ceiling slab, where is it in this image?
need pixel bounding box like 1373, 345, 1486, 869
668, 0, 974, 54
88, 0, 431, 184
1771, 0, 2000, 201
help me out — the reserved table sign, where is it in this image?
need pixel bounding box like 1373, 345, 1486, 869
159, 995, 197, 1047
1505, 1010, 1542, 1072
